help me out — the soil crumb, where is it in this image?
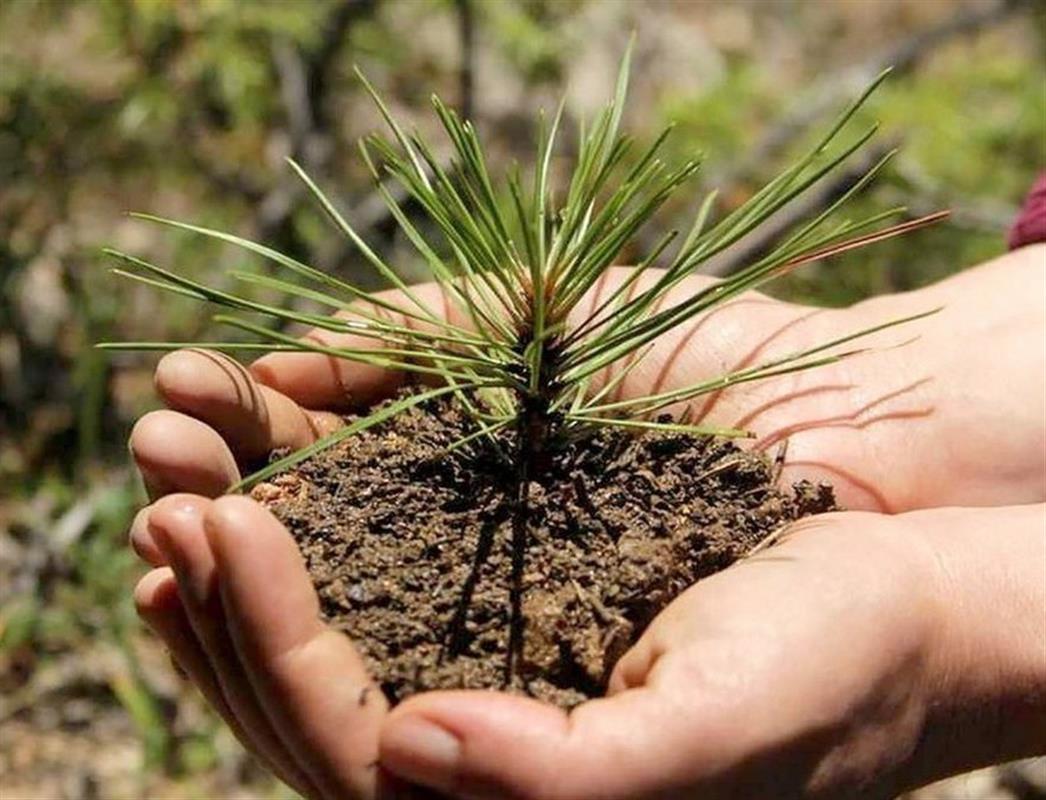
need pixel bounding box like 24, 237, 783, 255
253, 393, 834, 708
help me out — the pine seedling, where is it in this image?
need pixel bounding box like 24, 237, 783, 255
102, 46, 941, 495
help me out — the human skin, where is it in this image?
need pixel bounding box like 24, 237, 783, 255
128, 245, 1046, 799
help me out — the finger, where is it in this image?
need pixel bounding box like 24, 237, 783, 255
250, 332, 407, 413
132, 568, 306, 789
130, 410, 240, 499
129, 506, 165, 566
248, 284, 457, 411
155, 349, 342, 463
381, 688, 697, 800
147, 495, 320, 797
205, 496, 388, 799
134, 567, 317, 797
135, 566, 233, 718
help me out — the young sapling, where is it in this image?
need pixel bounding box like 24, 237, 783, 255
103, 46, 944, 695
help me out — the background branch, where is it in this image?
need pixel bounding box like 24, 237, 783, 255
457, 0, 476, 121
699, 0, 1026, 276
711, 0, 1026, 188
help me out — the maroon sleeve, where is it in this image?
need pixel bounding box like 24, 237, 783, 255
1008, 173, 1046, 250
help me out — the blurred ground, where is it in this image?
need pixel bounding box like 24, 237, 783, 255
1, 0, 1044, 797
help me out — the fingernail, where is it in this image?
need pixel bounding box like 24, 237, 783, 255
382, 716, 461, 788
147, 520, 180, 569
129, 509, 157, 562
148, 504, 209, 600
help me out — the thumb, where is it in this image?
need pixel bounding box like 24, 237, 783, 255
379, 686, 702, 800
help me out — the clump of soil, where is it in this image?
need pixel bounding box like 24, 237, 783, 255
253, 393, 834, 708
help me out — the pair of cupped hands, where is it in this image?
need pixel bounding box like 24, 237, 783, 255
129, 246, 1045, 800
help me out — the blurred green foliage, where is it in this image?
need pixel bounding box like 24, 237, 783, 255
1, 0, 1042, 796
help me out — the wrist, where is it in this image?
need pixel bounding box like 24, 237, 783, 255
899, 505, 1046, 791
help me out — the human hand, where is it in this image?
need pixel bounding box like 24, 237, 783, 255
136, 497, 1046, 800
128, 245, 1045, 798
380, 503, 1045, 799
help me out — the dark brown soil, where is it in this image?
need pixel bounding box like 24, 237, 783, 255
252, 393, 834, 708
